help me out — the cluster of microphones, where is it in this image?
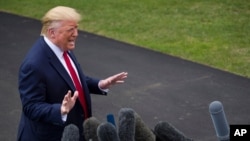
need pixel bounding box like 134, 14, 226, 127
61, 101, 231, 141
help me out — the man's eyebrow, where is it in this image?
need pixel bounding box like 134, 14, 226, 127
67, 24, 78, 28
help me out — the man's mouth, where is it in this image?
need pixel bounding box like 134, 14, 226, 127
68, 39, 75, 45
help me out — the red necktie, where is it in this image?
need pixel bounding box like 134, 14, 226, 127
63, 51, 88, 119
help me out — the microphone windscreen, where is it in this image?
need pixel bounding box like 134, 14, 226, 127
107, 113, 116, 127
134, 112, 155, 141
83, 117, 101, 141
61, 124, 79, 141
154, 121, 193, 141
209, 101, 229, 141
97, 122, 120, 141
118, 108, 136, 141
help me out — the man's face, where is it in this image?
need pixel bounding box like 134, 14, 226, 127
52, 20, 79, 51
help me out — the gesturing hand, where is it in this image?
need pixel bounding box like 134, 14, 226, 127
61, 90, 78, 115
99, 72, 128, 89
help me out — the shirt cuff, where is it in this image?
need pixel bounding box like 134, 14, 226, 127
101, 88, 109, 93
62, 114, 67, 122
98, 81, 109, 93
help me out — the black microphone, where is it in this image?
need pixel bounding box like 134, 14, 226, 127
97, 122, 120, 141
61, 124, 79, 141
154, 121, 193, 141
83, 117, 101, 141
134, 112, 156, 141
209, 101, 230, 141
118, 108, 136, 141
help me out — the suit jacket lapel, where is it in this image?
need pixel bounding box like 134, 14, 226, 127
41, 39, 76, 91
50, 56, 76, 91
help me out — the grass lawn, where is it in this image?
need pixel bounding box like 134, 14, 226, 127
1, 0, 250, 77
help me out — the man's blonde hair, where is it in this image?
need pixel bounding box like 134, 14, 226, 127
41, 6, 81, 35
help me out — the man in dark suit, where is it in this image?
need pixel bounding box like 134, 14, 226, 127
17, 6, 128, 141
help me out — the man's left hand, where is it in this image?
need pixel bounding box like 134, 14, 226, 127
99, 72, 128, 89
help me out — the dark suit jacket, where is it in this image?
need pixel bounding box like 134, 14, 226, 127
17, 36, 106, 141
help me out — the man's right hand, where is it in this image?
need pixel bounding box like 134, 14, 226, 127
61, 90, 78, 115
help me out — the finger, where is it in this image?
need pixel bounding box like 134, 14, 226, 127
111, 74, 126, 81
116, 72, 128, 79
120, 72, 128, 76
67, 90, 72, 96
64, 92, 70, 100
64, 90, 73, 101
110, 77, 127, 85
119, 72, 128, 75
113, 72, 127, 78
119, 75, 128, 79
114, 80, 125, 84
72, 91, 79, 101
114, 75, 127, 82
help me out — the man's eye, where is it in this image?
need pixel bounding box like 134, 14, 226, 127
66, 27, 78, 33
67, 28, 74, 32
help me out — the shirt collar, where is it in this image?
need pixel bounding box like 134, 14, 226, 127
43, 36, 64, 59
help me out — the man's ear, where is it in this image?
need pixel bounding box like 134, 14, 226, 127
47, 28, 55, 38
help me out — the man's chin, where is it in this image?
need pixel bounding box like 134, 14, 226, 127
67, 45, 75, 50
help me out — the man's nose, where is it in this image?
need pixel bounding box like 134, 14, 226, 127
73, 28, 78, 36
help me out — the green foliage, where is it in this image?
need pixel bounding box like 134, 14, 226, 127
1, 0, 249, 77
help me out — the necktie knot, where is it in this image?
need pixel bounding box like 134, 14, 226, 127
63, 51, 68, 58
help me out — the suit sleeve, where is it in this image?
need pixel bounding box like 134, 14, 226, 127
85, 76, 107, 95
69, 51, 107, 95
18, 62, 64, 126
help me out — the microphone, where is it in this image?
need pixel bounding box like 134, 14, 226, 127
154, 121, 193, 141
209, 101, 230, 141
97, 122, 120, 141
83, 117, 101, 141
118, 108, 136, 141
61, 124, 79, 141
107, 113, 116, 127
134, 112, 156, 141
